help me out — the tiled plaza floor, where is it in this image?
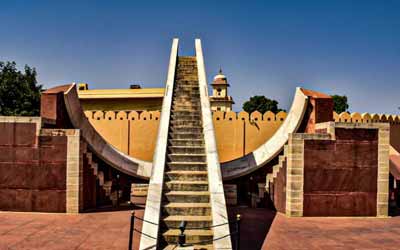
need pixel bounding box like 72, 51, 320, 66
0, 207, 399, 250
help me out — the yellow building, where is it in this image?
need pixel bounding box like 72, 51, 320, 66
77, 83, 164, 111
78, 69, 234, 112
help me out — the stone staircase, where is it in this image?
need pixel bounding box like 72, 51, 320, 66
266, 145, 288, 190
83, 148, 116, 203
160, 56, 213, 249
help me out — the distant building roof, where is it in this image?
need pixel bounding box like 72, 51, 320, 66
78, 85, 165, 99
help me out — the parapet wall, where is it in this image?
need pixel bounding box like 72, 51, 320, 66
83, 110, 400, 163
84, 110, 287, 162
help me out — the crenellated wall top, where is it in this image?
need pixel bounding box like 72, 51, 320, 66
83, 110, 400, 124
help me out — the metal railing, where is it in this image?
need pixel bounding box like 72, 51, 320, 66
128, 211, 241, 250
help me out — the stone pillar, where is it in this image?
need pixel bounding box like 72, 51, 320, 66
377, 124, 390, 217
285, 134, 304, 217
66, 130, 83, 213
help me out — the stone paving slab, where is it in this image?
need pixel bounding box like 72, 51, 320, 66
1, 208, 399, 250
0, 209, 144, 250
261, 212, 400, 250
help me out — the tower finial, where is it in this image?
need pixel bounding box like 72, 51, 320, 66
219, 67, 223, 74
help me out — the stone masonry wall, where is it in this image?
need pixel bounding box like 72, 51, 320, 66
303, 128, 379, 216
0, 118, 68, 212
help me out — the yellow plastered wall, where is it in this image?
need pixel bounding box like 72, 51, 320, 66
128, 111, 160, 161
86, 110, 160, 161
85, 110, 286, 162
85, 110, 400, 163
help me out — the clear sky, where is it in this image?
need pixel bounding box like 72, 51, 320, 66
1, 0, 399, 114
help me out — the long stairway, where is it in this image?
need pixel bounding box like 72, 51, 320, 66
160, 56, 213, 249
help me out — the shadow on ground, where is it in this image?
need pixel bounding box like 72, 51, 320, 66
227, 206, 276, 250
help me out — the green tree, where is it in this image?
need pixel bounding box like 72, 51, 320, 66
331, 95, 349, 113
0, 61, 42, 116
242, 95, 284, 114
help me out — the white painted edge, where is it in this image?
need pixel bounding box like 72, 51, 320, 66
139, 38, 179, 250
195, 39, 233, 250
63, 84, 153, 178
222, 88, 308, 180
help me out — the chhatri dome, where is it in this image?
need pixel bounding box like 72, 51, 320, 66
213, 68, 227, 81
210, 68, 234, 112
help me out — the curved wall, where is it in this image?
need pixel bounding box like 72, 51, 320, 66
83, 109, 400, 163
83, 109, 287, 162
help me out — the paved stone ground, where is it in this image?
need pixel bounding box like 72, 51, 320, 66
0, 208, 144, 250
261, 212, 400, 250
1, 207, 399, 250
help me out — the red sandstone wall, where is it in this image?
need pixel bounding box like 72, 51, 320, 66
0, 122, 67, 212
273, 160, 286, 213
303, 128, 378, 216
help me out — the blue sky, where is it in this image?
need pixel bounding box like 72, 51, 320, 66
1, 0, 399, 114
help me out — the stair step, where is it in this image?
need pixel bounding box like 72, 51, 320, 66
168, 153, 206, 162
162, 229, 213, 244
162, 215, 212, 229
169, 139, 203, 147
165, 171, 208, 181
169, 132, 203, 140
164, 191, 210, 203
172, 110, 199, 116
171, 113, 201, 119
170, 120, 202, 127
166, 162, 207, 171
162, 203, 211, 216
163, 244, 213, 250
168, 146, 205, 154
170, 125, 202, 129
165, 181, 208, 191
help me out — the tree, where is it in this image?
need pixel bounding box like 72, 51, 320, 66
331, 95, 349, 114
242, 95, 284, 114
0, 61, 42, 116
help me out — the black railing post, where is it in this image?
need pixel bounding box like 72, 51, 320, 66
178, 221, 187, 247
128, 211, 135, 250
236, 214, 241, 250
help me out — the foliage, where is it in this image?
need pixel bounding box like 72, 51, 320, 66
242, 95, 285, 114
0, 61, 43, 116
331, 95, 349, 114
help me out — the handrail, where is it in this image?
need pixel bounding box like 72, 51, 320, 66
195, 38, 233, 249
129, 212, 241, 250
139, 38, 179, 250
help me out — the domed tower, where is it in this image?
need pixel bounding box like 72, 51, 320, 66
209, 69, 234, 111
